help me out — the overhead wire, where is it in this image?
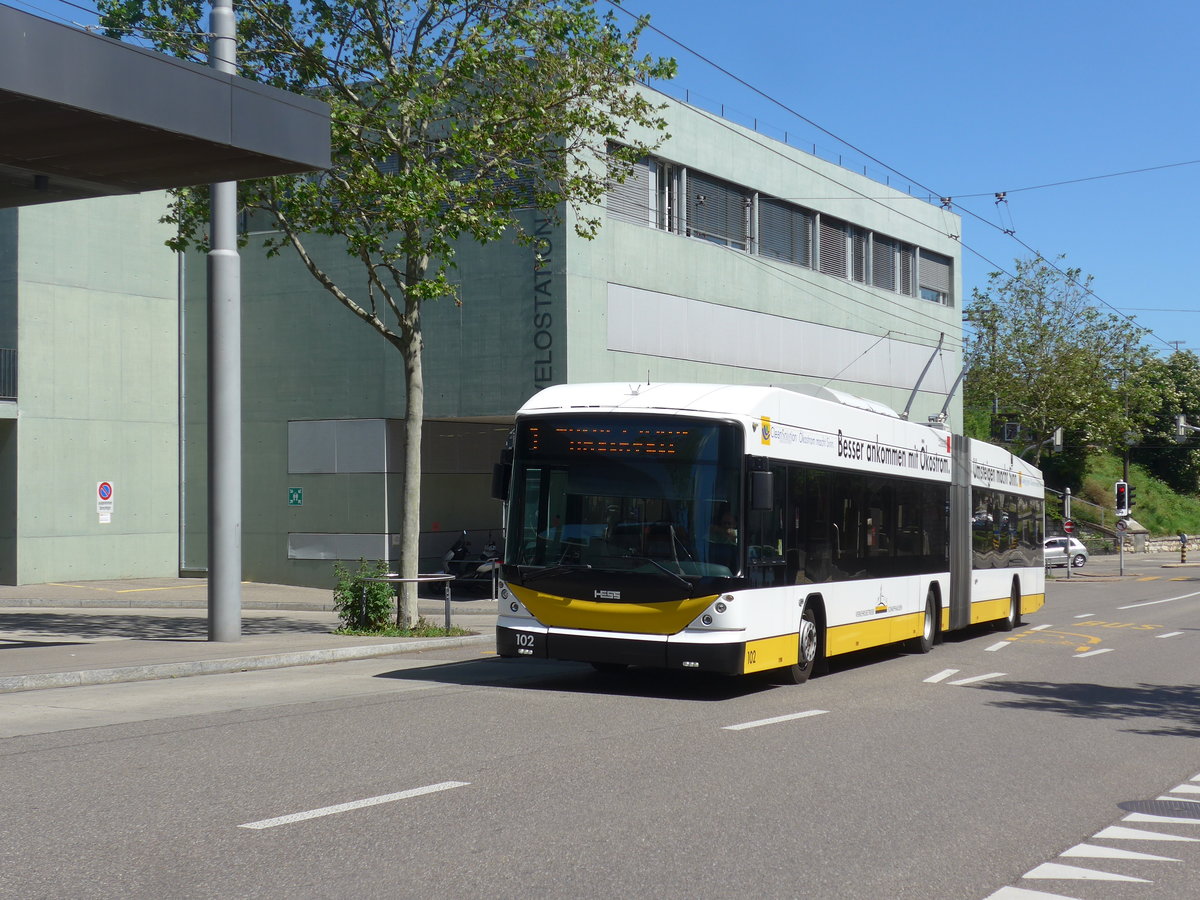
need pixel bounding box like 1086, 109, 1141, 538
602, 0, 1176, 352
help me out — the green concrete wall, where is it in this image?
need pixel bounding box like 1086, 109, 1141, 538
10, 193, 178, 584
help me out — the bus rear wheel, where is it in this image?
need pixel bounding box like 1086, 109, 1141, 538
912, 593, 936, 654
776, 605, 820, 685
996, 582, 1020, 632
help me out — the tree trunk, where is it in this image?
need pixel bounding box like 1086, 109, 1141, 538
396, 261, 426, 629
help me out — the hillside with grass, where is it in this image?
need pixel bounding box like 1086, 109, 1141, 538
1046, 452, 1200, 537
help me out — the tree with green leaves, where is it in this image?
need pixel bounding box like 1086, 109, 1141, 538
963, 255, 1153, 467
1131, 350, 1200, 495
97, 0, 675, 626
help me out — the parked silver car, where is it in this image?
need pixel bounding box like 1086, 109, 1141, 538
1044, 536, 1088, 568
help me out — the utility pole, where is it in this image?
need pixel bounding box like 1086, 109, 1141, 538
207, 0, 242, 641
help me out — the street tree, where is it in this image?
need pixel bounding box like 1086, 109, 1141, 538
1132, 350, 1200, 495
98, 0, 675, 626
964, 256, 1152, 467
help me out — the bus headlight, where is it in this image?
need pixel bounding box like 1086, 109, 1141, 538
714, 601, 727, 614
509, 601, 520, 613
701, 614, 713, 626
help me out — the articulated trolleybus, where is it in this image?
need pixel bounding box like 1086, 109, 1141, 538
492, 382, 1044, 683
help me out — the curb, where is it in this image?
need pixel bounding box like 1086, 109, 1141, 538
0, 632, 493, 695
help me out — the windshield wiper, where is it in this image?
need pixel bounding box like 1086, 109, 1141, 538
620, 555, 693, 590
518, 563, 592, 584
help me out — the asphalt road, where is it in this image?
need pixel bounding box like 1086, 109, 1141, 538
2, 563, 1197, 899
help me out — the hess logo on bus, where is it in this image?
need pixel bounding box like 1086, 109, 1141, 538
595, 589, 621, 600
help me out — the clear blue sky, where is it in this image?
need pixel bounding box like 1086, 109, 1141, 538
15, 0, 1199, 357
618, 0, 1200, 359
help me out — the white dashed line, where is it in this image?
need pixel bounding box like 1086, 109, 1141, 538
985, 641, 1011, 652
1023, 862, 1149, 882
1093, 825, 1199, 842
946, 672, 1006, 686
723, 709, 828, 731
924, 668, 959, 683
984, 887, 1083, 899
1124, 812, 1200, 825
1169, 783, 1200, 794
1030, 624, 1053, 631
1059, 842, 1179, 861
1073, 648, 1113, 658
238, 781, 469, 829
1074, 613, 1094, 618
1118, 589, 1200, 610
1157, 631, 1184, 639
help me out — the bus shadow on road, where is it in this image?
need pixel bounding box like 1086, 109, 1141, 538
975, 679, 1200, 738
374, 657, 779, 701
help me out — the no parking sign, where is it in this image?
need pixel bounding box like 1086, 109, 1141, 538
97, 481, 114, 524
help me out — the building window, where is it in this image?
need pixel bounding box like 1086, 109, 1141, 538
872, 235, 896, 291
898, 242, 916, 297
604, 146, 955, 305
919, 249, 953, 305
818, 215, 848, 278
607, 156, 654, 227
686, 171, 751, 250
851, 226, 869, 284
758, 197, 812, 268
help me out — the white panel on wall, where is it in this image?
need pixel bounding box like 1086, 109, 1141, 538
606, 283, 952, 394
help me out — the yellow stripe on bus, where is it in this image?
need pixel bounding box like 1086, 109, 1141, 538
743, 633, 799, 673
508, 584, 718, 635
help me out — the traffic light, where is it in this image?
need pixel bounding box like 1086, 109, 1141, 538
1115, 481, 1129, 517
1127, 484, 1137, 512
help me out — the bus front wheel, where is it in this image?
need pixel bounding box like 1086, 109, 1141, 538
777, 605, 820, 685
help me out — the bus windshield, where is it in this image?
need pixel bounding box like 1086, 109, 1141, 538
505, 415, 744, 586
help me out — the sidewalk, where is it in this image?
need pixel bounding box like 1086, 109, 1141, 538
0, 578, 496, 694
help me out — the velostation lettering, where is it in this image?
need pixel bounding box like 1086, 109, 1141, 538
532, 218, 554, 389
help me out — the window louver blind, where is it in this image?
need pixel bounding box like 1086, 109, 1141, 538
687, 171, 749, 249
872, 236, 896, 290
819, 216, 848, 278
758, 198, 812, 267
607, 157, 653, 226
919, 249, 952, 298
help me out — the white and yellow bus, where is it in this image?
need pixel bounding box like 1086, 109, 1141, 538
492, 382, 1044, 683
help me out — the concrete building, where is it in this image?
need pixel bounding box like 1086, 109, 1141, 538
178, 88, 963, 588
0, 5, 328, 586
3, 66, 962, 588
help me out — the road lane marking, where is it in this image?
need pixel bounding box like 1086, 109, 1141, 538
1170, 784, 1200, 794
1118, 589, 1200, 610
1124, 812, 1200, 825
1157, 631, 1184, 639
947, 672, 1006, 686
1094, 825, 1200, 842
924, 669, 958, 683
1073, 613, 1093, 618
238, 781, 469, 830
985, 888, 1085, 899
1060, 843, 1179, 861
1073, 648, 1113, 658
1030, 624, 1053, 631
723, 709, 828, 731
985, 641, 1011, 652
1023, 862, 1149, 882
1137, 576, 1161, 582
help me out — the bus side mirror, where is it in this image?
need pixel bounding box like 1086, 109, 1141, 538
491, 463, 511, 501
750, 470, 774, 510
